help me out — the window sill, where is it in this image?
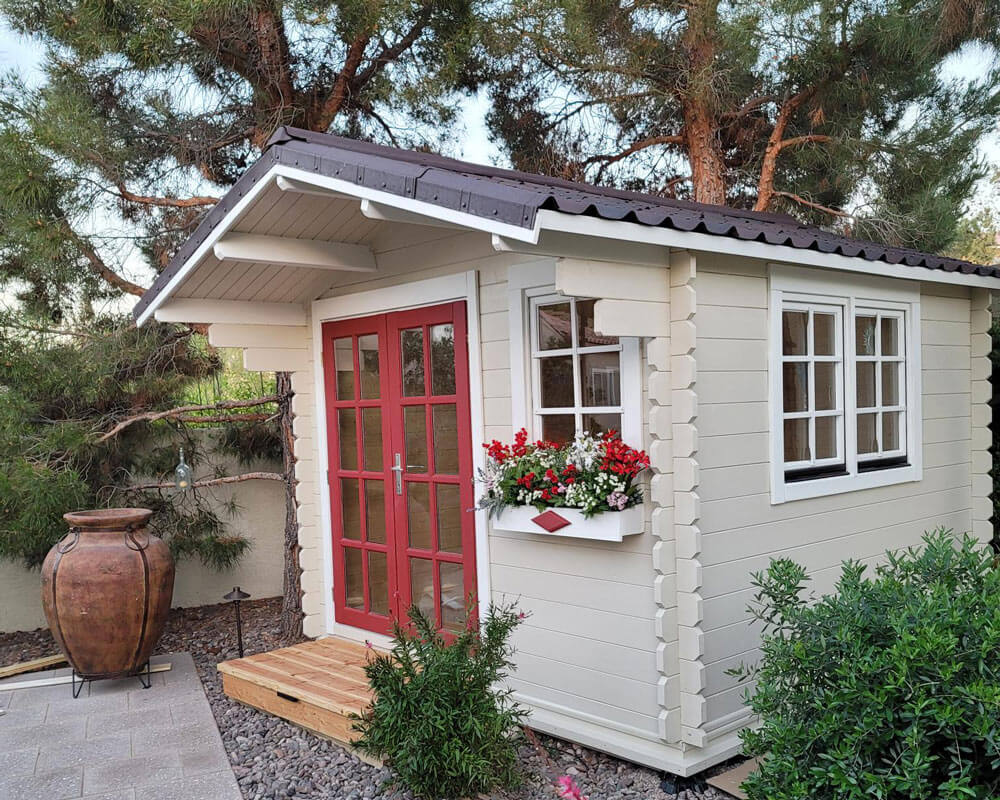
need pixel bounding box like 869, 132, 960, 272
772, 463, 921, 504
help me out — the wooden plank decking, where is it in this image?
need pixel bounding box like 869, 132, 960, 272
218, 637, 375, 746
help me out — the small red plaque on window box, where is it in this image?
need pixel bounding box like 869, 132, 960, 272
531, 510, 571, 532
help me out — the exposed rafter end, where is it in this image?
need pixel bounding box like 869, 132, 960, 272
213, 233, 376, 272
276, 175, 352, 200
492, 231, 668, 266
359, 199, 463, 230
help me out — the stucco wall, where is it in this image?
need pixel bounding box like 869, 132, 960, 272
0, 449, 285, 633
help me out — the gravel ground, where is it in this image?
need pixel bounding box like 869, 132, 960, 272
0, 599, 734, 800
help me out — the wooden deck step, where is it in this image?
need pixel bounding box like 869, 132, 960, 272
218, 637, 376, 746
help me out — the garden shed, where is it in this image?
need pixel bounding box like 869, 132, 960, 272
134, 127, 997, 776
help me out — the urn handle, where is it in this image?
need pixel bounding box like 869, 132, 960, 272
57, 527, 81, 554
123, 522, 150, 552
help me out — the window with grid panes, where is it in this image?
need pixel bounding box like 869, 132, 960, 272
772, 276, 919, 502
531, 296, 624, 443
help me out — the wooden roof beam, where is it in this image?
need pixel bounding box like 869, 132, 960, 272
213, 233, 376, 272
359, 199, 463, 230
153, 299, 307, 326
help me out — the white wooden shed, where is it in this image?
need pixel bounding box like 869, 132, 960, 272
134, 128, 997, 776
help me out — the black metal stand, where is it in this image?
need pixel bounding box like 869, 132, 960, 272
71, 660, 151, 698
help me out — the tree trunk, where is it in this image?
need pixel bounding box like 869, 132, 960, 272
276, 371, 303, 641
680, 0, 727, 206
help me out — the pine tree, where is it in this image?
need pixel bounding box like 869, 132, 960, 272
483, 0, 1000, 253
0, 0, 482, 638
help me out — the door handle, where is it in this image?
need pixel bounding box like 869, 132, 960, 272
392, 453, 403, 495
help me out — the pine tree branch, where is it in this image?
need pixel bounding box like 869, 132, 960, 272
778, 134, 833, 151
62, 223, 147, 297
311, 34, 372, 130
98, 395, 279, 442
351, 2, 436, 92
580, 134, 685, 168
130, 472, 285, 491
773, 190, 850, 218
173, 413, 273, 425
115, 185, 220, 208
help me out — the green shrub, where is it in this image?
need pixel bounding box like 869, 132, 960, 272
352, 602, 527, 799
734, 530, 1000, 800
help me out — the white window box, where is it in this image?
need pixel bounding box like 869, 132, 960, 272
492, 504, 644, 542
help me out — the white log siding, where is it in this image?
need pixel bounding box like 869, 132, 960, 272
693, 251, 986, 747
277, 227, 667, 765
200, 207, 993, 775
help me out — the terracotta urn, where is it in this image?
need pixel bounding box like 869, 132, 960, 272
41, 508, 175, 679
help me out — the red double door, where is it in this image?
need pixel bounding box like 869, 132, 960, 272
322, 302, 477, 636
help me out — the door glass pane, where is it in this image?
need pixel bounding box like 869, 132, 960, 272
813, 313, 836, 356
856, 362, 876, 408
881, 317, 899, 356
338, 408, 357, 470
344, 547, 363, 609
583, 413, 620, 437
856, 316, 876, 356
784, 418, 809, 463
782, 363, 808, 412
432, 405, 459, 474
404, 406, 428, 473
407, 482, 432, 549
430, 324, 456, 395
437, 484, 463, 553
815, 416, 838, 460
359, 334, 380, 399
857, 413, 877, 454
368, 551, 388, 616
537, 303, 572, 350
401, 328, 425, 396
333, 337, 354, 399
364, 480, 386, 544
881, 362, 900, 406
440, 561, 465, 634
409, 558, 435, 622
814, 363, 836, 411
782, 311, 808, 356
576, 299, 618, 347
581, 352, 620, 406
362, 408, 382, 471
541, 414, 575, 443
341, 478, 361, 540
540, 356, 574, 407
883, 412, 901, 451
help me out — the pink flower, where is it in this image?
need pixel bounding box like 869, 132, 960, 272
557, 775, 587, 800
606, 491, 628, 510
365, 640, 373, 649
518, 611, 526, 619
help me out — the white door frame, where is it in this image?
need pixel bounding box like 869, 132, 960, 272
311, 271, 489, 645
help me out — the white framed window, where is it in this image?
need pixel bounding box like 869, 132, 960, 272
507, 263, 642, 447
769, 266, 922, 503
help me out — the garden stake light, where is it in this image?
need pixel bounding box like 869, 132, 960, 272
224, 586, 250, 657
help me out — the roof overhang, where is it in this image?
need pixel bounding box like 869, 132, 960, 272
134, 132, 1000, 326
134, 163, 543, 327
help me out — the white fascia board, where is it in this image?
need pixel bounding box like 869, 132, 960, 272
135, 163, 542, 326
213, 232, 376, 272
535, 209, 1000, 289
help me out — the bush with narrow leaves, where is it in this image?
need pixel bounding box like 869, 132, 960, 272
733, 530, 1000, 800
352, 602, 526, 799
